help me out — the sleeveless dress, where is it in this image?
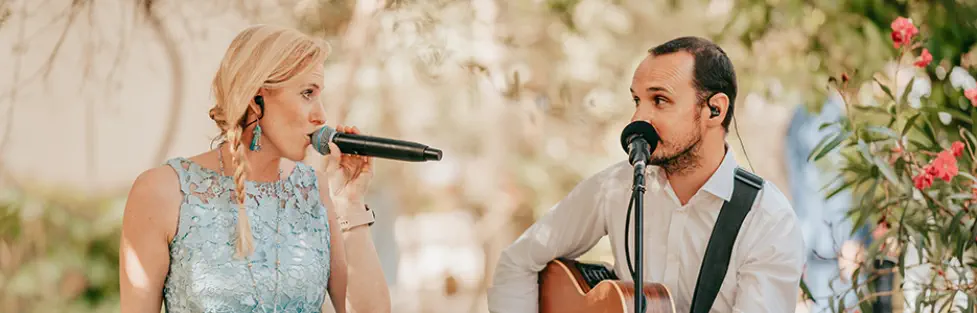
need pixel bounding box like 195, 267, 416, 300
161, 157, 332, 313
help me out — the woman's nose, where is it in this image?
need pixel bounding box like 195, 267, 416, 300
310, 103, 327, 126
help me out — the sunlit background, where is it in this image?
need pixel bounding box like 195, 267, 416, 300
1, 0, 975, 312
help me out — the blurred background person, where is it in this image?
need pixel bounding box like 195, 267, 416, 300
784, 96, 869, 313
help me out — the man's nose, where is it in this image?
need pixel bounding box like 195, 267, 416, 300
630, 109, 655, 124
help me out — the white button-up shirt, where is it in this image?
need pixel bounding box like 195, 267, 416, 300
488, 149, 806, 313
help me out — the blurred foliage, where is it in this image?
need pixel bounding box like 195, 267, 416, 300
726, 0, 977, 112
808, 16, 977, 312
0, 188, 124, 313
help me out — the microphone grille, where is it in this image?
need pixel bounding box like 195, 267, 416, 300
619, 121, 659, 153
310, 125, 338, 155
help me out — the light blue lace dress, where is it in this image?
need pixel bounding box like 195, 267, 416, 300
161, 157, 332, 313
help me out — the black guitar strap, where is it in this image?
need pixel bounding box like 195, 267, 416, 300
689, 167, 764, 313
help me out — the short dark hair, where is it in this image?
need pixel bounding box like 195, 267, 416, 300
648, 36, 737, 131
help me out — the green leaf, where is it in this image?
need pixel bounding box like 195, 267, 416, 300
920, 107, 973, 123
955, 229, 968, 264
909, 139, 935, 151
921, 117, 938, 144
966, 219, 977, 256
854, 267, 873, 313
947, 209, 967, 244
852, 180, 880, 236
856, 140, 874, 162
963, 130, 977, 155
808, 131, 840, 161
958, 172, 977, 184
854, 104, 890, 114
799, 278, 816, 304
813, 132, 849, 162
874, 76, 896, 102
876, 161, 901, 186
947, 192, 974, 201
914, 291, 927, 312
939, 291, 957, 312
863, 126, 900, 139
915, 232, 927, 275
971, 109, 977, 137
825, 179, 856, 200
899, 76, 916, 107
898, 246, 907, 281
902, 113, 921, 137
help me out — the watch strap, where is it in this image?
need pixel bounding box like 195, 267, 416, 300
338, 205, 375, 232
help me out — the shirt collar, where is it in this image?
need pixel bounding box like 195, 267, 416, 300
700, 145, 739, 202
644, 144, 740, 202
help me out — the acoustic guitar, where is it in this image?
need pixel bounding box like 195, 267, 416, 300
538, 258, 676, 313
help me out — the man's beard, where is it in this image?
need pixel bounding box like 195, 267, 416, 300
650, 135, 702, 176
651, 109, 703, 176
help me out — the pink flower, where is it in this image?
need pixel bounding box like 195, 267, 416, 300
890, 17, 919, 49
913, 170, 934, 190
914, 48, 932, 68
965, 88, 977, 107
929, 150, 959, 182
872, 222, 890, 240
952, 141, 965, 157
914, 147, 963, 189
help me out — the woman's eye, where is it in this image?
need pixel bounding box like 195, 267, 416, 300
302, 89, 314, 99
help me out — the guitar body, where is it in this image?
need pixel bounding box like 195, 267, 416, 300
539, 258, 676, 313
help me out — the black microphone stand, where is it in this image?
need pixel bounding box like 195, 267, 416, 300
620, 120, 657, 313
631, 161, 647, 313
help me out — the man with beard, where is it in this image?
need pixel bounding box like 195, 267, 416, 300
487, 37, 806, 313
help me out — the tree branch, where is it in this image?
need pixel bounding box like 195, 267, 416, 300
0, 0, 28, 188
39, 0, 88, 83
140, 0, 185, 166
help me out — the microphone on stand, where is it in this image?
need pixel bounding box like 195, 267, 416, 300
619, 120, 660, 313
309, 125, 443, 162
621, 121, 659, 168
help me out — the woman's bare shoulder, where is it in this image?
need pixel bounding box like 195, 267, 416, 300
122, 163, 184, 241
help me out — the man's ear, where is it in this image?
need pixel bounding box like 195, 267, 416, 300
707, 93, 730, 124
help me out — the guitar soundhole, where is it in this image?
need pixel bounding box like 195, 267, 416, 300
574, 262, 618, 289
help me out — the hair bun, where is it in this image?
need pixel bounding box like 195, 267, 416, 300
208, 106, 229, 131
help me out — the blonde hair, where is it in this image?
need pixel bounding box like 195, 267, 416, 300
208, 24, 328, 258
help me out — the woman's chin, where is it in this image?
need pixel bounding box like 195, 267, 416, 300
281, 147, 308, 162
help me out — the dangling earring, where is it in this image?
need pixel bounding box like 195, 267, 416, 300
249, 95, 265, 151
250, 124, 262, 151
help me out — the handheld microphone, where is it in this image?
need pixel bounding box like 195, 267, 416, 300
619, 120, 659, 167
309, 126, 443, 162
